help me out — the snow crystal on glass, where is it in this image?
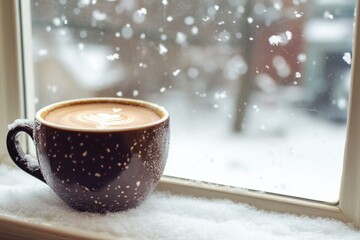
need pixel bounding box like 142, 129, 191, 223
92, 10, 107, 21
286, 31, 292, 41
161, 34, 167, 41
208, 5, 219, 16
121, 24, 133, 39
187, 68, 199, 79
159, 44, 168, 55
269, 35, 282, 46
176, 32, 187, 45
172, 69, 181, 76
191, 26, 199, 35
343, 52, 351, 65
184, 16, 195, 26
133, 8, 147, 24
106, 53, 119, 61
202, 16, 210, 22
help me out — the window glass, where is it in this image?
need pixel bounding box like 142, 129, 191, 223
29, 0, 355, 202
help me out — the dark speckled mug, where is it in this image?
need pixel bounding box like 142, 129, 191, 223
6, 98, 169, 213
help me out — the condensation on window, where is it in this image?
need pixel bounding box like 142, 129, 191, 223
30, 0, 355, 202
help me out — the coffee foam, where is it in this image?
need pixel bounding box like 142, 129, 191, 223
44, 102, 161, 130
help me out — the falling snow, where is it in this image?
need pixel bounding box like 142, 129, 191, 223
337, 98, 347, 110
52, 18, 61, 26
78, 43, 84, 51
92, 10, 107, 21
324, 11, 334, 20
47, 85, 58, 93
38, 49, 48, 56
214, 90, 228, 100
297, 54, 307, 63
133, 90, 139, 97
139, 62, 147, 68
191, 26, 199, 35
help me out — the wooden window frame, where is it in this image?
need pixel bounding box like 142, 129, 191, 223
0, 0, 359, 238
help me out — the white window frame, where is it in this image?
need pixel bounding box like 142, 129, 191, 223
0, 0, 359, 238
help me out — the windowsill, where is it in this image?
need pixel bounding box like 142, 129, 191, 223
0, 164, 359, 240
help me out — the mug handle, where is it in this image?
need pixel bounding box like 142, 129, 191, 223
6, 120, 45, 183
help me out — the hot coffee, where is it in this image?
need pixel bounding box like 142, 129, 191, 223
7, 97, 170, 213
44, 102, 161, 130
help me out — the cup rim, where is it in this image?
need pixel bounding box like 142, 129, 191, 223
35, 97, 169, 132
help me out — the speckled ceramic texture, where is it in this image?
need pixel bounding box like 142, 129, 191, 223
7, 98, 169, 213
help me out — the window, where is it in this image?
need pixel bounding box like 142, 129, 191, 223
28, 0, 354, 202
1, 0, 360, 236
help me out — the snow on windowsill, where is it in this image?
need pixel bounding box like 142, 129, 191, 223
0, 164, 359, 240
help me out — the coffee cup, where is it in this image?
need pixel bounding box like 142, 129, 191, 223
6, 98, 170, 213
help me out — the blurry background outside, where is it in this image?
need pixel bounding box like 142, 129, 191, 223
29, 0, 355, 202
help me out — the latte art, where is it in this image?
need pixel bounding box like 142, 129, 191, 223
84, 112, 135, 129
44, 102, 161, 129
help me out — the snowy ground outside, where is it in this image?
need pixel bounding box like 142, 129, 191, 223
155, 90, 346, 203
